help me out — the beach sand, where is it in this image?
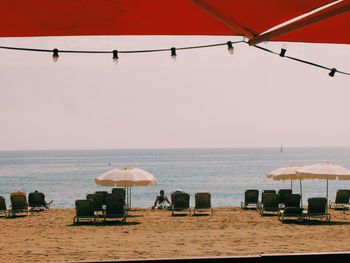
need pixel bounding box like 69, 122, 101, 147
1, 207, 350, 262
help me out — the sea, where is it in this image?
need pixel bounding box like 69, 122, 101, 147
1, 147, 350, 208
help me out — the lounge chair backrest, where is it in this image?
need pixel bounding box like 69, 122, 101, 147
29, 192, 45, 207
307, 197, 327, 214
10, 194, 28, 210
278, 189, 293, 203
262, 193, 279, 208
171, 191, 186, 204
95, 191, 108, 205
262, 190, 276, 203
195, 192, 211, 209
284, 194, 301, 208
75, 199, 94, 217
0, 196, 6, 211
105, 196, 125, 215
335, 189, 350, 204
87, 193, 104, 210
245, 189, 259, 203
111, 188, 126, 200
172, 193, 190, 210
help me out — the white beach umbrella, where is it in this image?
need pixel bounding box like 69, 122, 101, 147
268, 163, 350, 206
296, 163, 350, 180
266, 165, 306, 205
267, 165, 304, 180
95, 167, 157, 187
296, 163, 350, 199
95, 167, 157, 208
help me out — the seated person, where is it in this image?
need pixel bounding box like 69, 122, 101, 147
34, 190, 53, 209
152, 190, 171, 209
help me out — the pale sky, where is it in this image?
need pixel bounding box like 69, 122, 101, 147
0, 36, 349, 150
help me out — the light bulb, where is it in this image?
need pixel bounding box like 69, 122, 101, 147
228, 47, 234, 55
170, 47, 177, 62
280, 44, 287, 57
329, 68, 336, 77
52, 48, 59, 62
226, 41, 234, 55
112, 50, 119, 64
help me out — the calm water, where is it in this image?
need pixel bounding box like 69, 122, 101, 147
1, 148, 350, 208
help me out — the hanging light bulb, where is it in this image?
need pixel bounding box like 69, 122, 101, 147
226, 41, 234, 55
170, 47, 177, 62
112, 50, 119, 64
329, 68, 337, 77
280, 44, 287, 57
52, 48, 59, 62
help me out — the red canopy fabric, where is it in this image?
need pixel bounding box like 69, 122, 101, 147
0, 0, 349, 44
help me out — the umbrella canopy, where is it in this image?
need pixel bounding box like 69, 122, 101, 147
0, 0, 349, 45
267, 163, 350, 205
267, 165, 305, 180
296, 163, 350, 180
95, 167, 157, 187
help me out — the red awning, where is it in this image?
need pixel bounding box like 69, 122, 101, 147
0, 0, 349, 44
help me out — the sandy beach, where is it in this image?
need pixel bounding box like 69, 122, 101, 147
1, 207, 350, 262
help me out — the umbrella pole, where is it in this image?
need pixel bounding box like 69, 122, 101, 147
124, 187, 127, 209
129, 187, 132, 209
290, 180, 292, 190
326, 179, 329, 211
300, 179, 303, 208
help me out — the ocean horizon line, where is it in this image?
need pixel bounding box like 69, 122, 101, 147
2, 145, 350, 152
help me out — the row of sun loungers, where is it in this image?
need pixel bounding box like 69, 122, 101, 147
241, 189, 332, 222
0, 191, 49, 218
73, 188, 128, 224
73, 189, 213, 224
170, 192, 213, 216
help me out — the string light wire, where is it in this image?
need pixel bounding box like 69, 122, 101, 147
0, 39, 348, 76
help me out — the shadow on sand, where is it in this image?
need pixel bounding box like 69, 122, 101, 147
171, 213, 191, 217
281, 219, 350, 225
191, 213, 211, 217
68, 220, 141, 227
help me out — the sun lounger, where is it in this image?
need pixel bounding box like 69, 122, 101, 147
278, 189, 292, 207
304, 197, 331, 222
111, 188, 126, 201
259, 193, 279, 215
171, 192, 191, 216
194, 192, 213, 215
241, 189, 259, 209
258, 190, 276, 209
329, 189, 350, 210
278, 194, 302, 222
284, 193, 301, 208
0, 196, 8, 217
261, 190, 276, 202
279, 197, 330, 222
73, 199, 97, 224
104, 196, 127, 223
171, 190, 185, 204
86, 193, 104, 214
95, 191, 108, 205
9, 192, 30, 217
278, 207, 304, 222
28, 191, 47, 211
